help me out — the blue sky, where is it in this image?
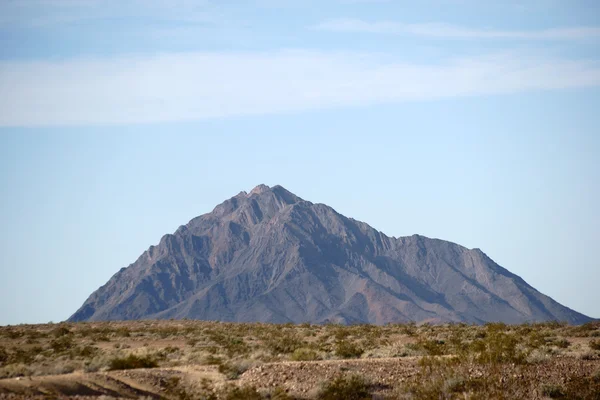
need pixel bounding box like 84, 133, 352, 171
0, 0, 598, 325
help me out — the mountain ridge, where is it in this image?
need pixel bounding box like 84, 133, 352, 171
70, 184, 592, 325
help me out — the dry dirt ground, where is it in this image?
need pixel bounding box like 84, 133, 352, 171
0, 321, 599, 399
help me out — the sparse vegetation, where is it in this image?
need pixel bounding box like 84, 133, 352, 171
317, 375, 371, 400
108, 354, 158, 370
0, 320, 598, 399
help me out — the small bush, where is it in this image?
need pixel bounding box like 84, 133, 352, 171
562, 373, 600, 399
271, 387, 294, 400
72, 345, 98, 359
317, 375, 371, 400
50, 336, 74, 352
470, 329, 526, 365
290, 348, 319, 361
221, 385, 262, 400
589, 339, 600, 351
108, 354, 158, 370
203, 355, 223, 365
334, 341, 363, 359
580, 352, 598, 361
420, 339, 447, 356
554, 338, 570, 349
115, 327, 131, 337
218, 359, 252, 379
0, 347, 7, 364
10, 347, 42, 364
266, 334, 303, 355
51, 326, 71, 338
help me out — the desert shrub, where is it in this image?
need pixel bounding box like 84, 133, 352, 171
541, 384, 565, 398
266, 334, 303, 355
108, 354, 158, 370
526, 348, 553, 364
553, 338, 571, 349
157, 326, 181, 339
400, 342, 427, 357
270, 387, 294, 400
202, 355, 224, 365
470, 328, 526, 365
569, 322, 600, 337
332, 327, 352, 341
580, 352, 598, 361
218, 359, 253, 379
162, 375, 213, 400
50, 361, 77, 375
0, 347, 7, 364
562, 372, 600, 399
290, 348, 319, 361
221, 385, 262, 400
72, 345, 98, 358
207, 330, 251, 357
317, 375, 371, 400
115, 327, 131, 337
3, 328, 23, 339
589, 339, 600, 351
223, 338, 250, 357
419, 339, 447, 356
400, 323, 417, 336
51, 326, 71, 338
402, 357, 524, 399
0, 363, 31, 378
9, 346, 42, 364
50, 335, 74, 352
334, 341, 363, 359
525, 331, 549, 350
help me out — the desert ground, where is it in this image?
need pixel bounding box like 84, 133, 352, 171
0, 320, 599, 399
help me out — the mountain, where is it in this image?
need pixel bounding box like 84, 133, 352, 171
69, 185, 591, 325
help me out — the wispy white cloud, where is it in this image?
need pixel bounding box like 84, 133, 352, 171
314, 18, 600, 40
1, 50, 599, 126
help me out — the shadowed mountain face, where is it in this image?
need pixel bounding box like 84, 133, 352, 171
70, 185, 591, 325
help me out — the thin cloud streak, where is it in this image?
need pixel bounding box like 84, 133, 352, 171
314, 18, 600, 40
1, 50, 599, 126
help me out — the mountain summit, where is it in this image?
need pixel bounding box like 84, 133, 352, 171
70, 185, 591, 324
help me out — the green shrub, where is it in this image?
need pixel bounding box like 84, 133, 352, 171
290, 348, 319, 361
317, 375, 371, 400
108, 354, 158, 370
470, 329, 526, 365
266, 334, 303, 355
334, 341, 363, 359
419, 339, 447, 356
218, 360, 251, 379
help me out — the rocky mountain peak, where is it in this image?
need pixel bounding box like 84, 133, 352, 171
69, 186, 592, 325
249, 184, 271, 195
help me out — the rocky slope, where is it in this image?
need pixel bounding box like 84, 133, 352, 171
70, 184, 591, 324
